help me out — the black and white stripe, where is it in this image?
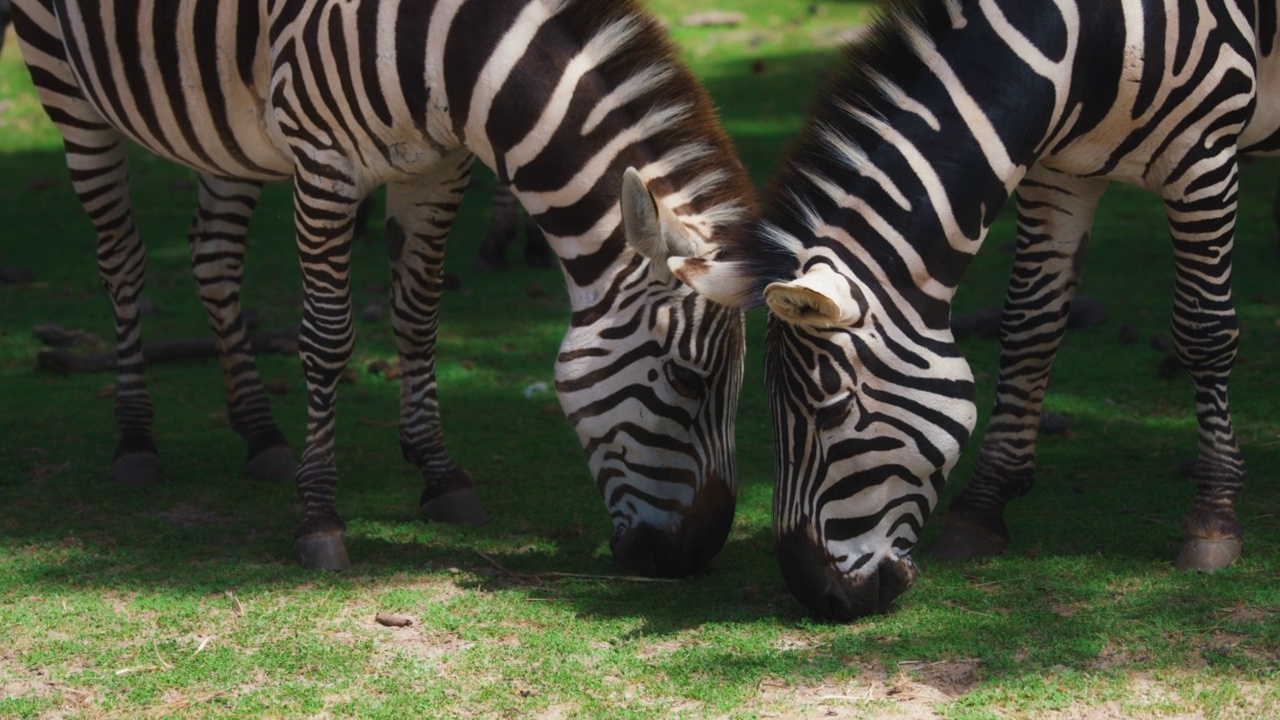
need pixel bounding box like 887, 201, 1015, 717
12, 0, 755, 575
658, 0, 1277, 618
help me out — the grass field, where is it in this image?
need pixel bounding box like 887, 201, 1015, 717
1, 3, 1278, 718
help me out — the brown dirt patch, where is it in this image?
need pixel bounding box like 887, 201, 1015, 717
364, 615, 474, 665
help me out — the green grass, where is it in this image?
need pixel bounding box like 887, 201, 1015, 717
2, 3, 1279, 718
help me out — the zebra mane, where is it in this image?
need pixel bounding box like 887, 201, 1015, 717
552, 0, 757, 237
734, 0, 966, 300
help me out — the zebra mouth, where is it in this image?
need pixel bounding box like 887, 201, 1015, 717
775, 529, 918, 621
607, 480, 735, 578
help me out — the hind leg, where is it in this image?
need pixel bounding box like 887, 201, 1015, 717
15, 0, 157, 484
187, 173, 296, 481
931, 170, 1108, 560
74, 136, 159, 485
386, 151, 489, 525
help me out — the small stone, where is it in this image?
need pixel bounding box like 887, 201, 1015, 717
96, 383, 118, 398
442, 272, 462, 292
0, 266, 36, 284
374, 613, 412, 628
1118, 325, 1139, 344
1150, 333, 1173, 352
137, 296, 160, 316
340, 367, 359, 385
1067, 295, 1106, 328
525, 281, 545, 298
264, 379, 291, 394
367, 359, 390, 375
360, 302, 383, 323
23, 176, 58, 192
1158, 354, 1183, 379
1039, 411, 1069, 435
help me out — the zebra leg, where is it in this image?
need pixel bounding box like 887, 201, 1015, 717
12, 0, 157, 485
1167, 178, 1245, 572
187, 174, 296, 482
473, 181, 518, 270
80, 139, 159, 486
931, 171, 1108, 561
290, 169, 363, 571
385, 153, 489, 525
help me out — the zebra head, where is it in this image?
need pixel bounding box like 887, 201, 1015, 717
667, 240, 976, 620
555, 168, 746, 578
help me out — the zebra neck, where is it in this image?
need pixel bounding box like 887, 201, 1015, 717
760, 2, 1072, 328
427, 0, 753, 309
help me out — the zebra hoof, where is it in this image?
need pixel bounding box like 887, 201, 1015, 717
927, 523, 1007, 562
112, 453, 161, 488
295, 530, 352, 571
245, 446, 298, 483
421, 488, 490, 526
1175, 537, 1241, 571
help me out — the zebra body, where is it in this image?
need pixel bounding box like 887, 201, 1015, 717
13, 0, 753, 574
652, 0, 1279, 618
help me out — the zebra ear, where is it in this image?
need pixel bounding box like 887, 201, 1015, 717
764, 264, 863, 327
665, 255, 754, 308
621, 167, 698, 278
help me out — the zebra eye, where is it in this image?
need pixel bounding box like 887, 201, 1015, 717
814, 401, 852, 432
664, 362, 705, 399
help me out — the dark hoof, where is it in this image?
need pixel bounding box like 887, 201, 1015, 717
421, 488, 490, 525
927, 523, 1008, 562
112, 453, 161, 488
295, 530, 351, 570
1175, 537, 1241, 571
245, 446, 298, 483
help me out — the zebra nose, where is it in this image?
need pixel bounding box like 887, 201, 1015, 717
775, 529, 917, 621
608, 482, 735, 577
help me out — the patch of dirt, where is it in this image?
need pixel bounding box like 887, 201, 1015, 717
753, 661, 980, 719
1215, 601, 1275, 624
0, 656, 97, 716
771, 632, 818, 653
1089, 640, 1155, 670
365, 616, 473, 665
748, 665, 1278, 719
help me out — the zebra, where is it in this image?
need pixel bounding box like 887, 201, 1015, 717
11, 0, 755, 575
640, 0, 1278, 619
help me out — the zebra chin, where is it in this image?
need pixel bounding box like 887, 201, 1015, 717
775, 529, 917, 622
607, 480, 736, 578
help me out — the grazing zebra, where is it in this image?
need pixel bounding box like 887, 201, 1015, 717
645, 0, 1278, 618
12, 0, 754, 575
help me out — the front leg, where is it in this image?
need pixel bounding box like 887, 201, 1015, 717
1166, 168, 1245, 571
290, 167, 362, 571
386, 151, 489, 525
931, 170, 1108, 561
